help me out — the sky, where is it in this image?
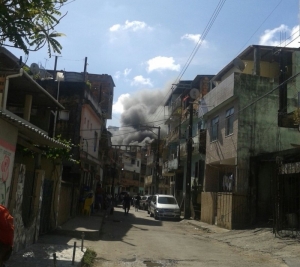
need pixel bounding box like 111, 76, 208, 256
5, 0, 300, 144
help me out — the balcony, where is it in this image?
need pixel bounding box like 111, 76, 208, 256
166, 127, 180, 145
162, 158, 178, 176
168, 96, 182, 117
202, 73, 235, 116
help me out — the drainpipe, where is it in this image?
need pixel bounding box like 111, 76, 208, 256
2, 68, 24, 110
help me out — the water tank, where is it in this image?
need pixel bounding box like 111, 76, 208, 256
64, 72, 84, 82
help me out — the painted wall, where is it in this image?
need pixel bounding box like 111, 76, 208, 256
0, 119, 17, 206
9, 164, 44, 253
80, 104, 102, 160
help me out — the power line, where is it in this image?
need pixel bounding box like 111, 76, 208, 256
149, 0, 227, 126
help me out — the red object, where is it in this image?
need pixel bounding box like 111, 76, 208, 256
183, 95, 189, 102
0, 205, 14, 246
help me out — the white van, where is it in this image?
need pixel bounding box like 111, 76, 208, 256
149, 194, 181, 220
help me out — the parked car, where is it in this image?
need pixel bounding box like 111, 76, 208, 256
149, 194, 181, 220
140, 195, 152, 210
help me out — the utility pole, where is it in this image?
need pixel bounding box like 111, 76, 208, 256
184, 102, 193, 219
155, 126, 161, 194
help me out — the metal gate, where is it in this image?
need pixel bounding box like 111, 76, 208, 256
39, 179, 54, 235
274, 171, 300, 238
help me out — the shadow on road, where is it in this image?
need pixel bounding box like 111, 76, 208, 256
100, 206, 166, 241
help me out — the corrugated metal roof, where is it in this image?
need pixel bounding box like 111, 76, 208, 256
0, 109, 70, 149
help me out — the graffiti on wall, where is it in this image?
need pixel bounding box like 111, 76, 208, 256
0, 139, 15, 206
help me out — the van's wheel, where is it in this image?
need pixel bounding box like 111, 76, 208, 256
150, 211, 153, 217
154, 213, 159, 220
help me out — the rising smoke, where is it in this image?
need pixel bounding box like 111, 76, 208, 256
110, 86, 171, 146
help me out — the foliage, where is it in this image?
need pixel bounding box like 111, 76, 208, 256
45, 135, 79, 163
0, 0, 69, 57
81, 248, 97, 267
22, 135, 79, 164
86, 80, 91, 89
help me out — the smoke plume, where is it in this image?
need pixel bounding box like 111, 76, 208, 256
110, 85, 171, 146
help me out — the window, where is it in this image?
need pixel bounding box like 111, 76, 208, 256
137, 161, 139, 167
225, 107, 234, 136
211, 116, 219, 141
131, 159, 135, 164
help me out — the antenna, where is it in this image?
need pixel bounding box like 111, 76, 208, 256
233, 58, 245, 72
189, 88, 200, 99
30, 63, 40, 75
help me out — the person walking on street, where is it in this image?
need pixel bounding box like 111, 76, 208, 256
135, 193, 141, 211
123, 193, 131, 215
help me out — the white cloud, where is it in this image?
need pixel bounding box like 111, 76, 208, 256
114, 68, 132, 80
131, 75, 153, 87
124, 68, 132, 77
109, 20, 152, 32
114, 71, 121, 80
181, 33, 208, 47
113, 94, 130, 114
146, 56, 180, 72
181, 34, 200, 43
259, 24, 300, 47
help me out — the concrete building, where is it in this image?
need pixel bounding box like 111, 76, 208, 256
0, 47, 69, 252
40, 70, 114, 224
200, 45, 300, 229
162, 76, 213, 218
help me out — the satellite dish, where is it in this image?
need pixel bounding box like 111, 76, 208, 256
30, 63, 40, 75
233, 58, 245, 72
189, 88, 200, 99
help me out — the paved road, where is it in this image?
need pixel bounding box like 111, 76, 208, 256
83, 206, 287, 267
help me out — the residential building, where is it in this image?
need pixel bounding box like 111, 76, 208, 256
0, 47, 69, 252
201, 45, 300, 229
107, 145, 143, 196
163, 76, 213, 218
144, 140, 167, 195
40, 70, 114, 224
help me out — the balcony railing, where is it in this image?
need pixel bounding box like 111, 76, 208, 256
162, 158, 178, 174
168, 96, 182, 116
166, 127, 179, 144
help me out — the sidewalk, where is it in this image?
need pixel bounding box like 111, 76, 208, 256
6, 211, 105, 267
183, 219, 300, 267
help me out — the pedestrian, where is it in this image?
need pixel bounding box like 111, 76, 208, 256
0, 205, 14, 267
135, 193, 141, 211
123, 193, 131, 215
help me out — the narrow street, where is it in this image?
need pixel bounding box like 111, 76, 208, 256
83, 206, 287, 267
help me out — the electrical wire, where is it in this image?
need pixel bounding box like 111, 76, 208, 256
148, 0, 227, 125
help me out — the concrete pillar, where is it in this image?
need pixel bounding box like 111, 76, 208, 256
24, 94, 32, 121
